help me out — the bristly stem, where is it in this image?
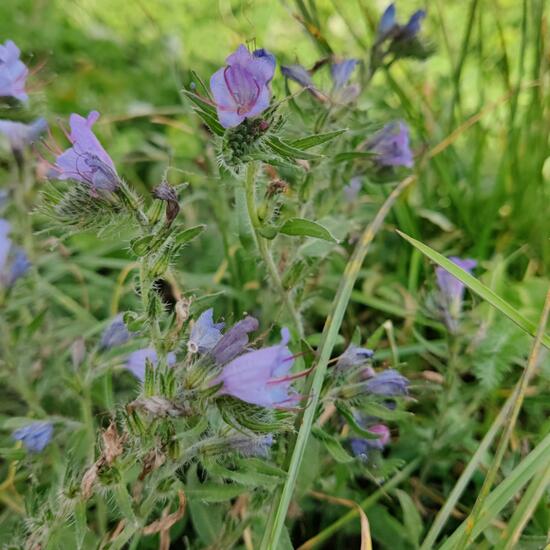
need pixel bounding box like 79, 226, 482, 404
261, 175, 416, 550
244, 162, 305, 338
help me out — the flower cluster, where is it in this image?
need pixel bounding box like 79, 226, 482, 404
191, 309, 303, 409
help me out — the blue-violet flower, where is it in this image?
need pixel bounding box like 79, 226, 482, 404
12, 422, 53, 452
0, 40, 29, 103
210, 45, 275, 129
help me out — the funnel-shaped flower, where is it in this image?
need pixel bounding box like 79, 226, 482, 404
331, 59, 358, 91
188, 308, 225, 354
0, 40, 29, 103
210, 45, 275, 129
51, 111, 119, 191
436, 257, 477, 331
365, 369, 409, 396
12, 422, 53, 452
214, 328, 299, 408
210, 315, 259, 365
101, 314, 132, 350
367, 121, 413, 168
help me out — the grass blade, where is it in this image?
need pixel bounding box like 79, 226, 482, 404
396, 231, 550, 348
438, 431, 550, 550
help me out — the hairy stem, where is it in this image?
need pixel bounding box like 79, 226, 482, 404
244, 162, 304, 338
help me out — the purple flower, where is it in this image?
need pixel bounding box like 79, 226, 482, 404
188, 308, 225, 354
101, 314, 132, 350
365, 369, 409, 396
351, 423, 390, 459
331, 59, 358, 90
343, 177, 362, 203
0, 118, 48, 152
210, 315, 259, 365
125, 347, 176, 381
214, 328, 300, 408
436, 257, 477, 331
253, 49, 276, 79
0, 219, 30, 288
12, 422, 53, 452
397, 10, 426, 41
51, 111, 119, 191
336, 345, 374, 370
210, 45, 275, 129
367, 121, 414, 168
377, 4, 397, 38
281, 64, 313, 88
0, 40, 29, 103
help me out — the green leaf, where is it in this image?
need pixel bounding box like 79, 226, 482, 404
396, 231, 550, 349
312, 427, 354, 463
337, 403, 386, 439
192, 108, 225, 137
279, 218, 338, 243
361, 402, 413, 421
174, 224, 206, 246
266, 137, 323, 160
395, 489, 423, 547
289, 129, 347, 150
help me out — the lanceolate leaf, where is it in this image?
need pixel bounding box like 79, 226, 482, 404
396, 231, 550, 349
289, 129, 347, 150
266, 136, 323, 160
312, 427, 354, 464
279, 218, 338, 243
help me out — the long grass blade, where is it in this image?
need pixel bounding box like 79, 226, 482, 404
396, 231, 550, 348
